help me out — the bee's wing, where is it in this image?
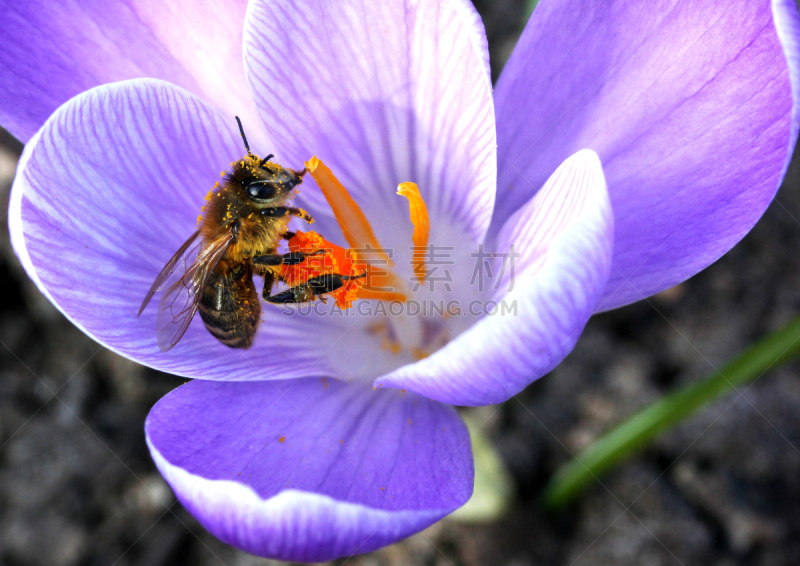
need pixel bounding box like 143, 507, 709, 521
154, 232, 234, 352
138, 230, 202, 316
153, 233, 233, 352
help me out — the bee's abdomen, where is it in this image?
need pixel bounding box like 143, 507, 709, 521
199, 265, 261, 349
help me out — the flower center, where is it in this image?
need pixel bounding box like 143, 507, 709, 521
293, 157, 438, 356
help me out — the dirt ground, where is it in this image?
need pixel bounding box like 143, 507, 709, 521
1, 2, 799, 565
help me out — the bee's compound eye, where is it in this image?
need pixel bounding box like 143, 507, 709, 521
247, 182, 278, 201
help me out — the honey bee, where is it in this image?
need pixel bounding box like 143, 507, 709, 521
138, 117, 363, 351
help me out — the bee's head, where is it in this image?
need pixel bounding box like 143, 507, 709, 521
231, 155, 304, 206
231, 116, 305, 206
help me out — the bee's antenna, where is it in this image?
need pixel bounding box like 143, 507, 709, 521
235, 116, 253, 157
259, 154, 274, 168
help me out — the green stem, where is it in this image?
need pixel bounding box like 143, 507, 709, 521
543, 314, 800, 510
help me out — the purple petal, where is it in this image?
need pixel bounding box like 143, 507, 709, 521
379, 150, 614, 406
146, 378, 472, 562
243, 0, 496, 253
9, 79, 336, 381
0, 0, 255, 143
493, 0, 799, 309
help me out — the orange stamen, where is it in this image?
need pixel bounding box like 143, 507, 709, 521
305, 156, 409, 300
397, 182, 430, 283
305, 157, 388, 263
281, 231, 406, 308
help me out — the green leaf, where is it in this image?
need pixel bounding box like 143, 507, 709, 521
543, 314, 800, 510
524, 0, 541, 22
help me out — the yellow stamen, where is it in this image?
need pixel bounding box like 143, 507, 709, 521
412, 348, 429, 361
305, 157, 388, 262
306, 156, 408, 301
397, 182, 430, 283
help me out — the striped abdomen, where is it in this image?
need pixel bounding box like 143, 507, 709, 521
198, 263, 261, 349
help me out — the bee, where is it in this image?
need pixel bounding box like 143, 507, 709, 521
138, 117, 363, 351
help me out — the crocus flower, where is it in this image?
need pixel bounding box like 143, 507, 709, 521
3, 0, 798, 561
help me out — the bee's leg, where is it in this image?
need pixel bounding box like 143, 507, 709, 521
260, 206, 313, 224
264, 272, 366, 304
261, 270, 276, 301
252, 249, 326, 267
281, 231, 296, 241
264, 282, 316, 304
